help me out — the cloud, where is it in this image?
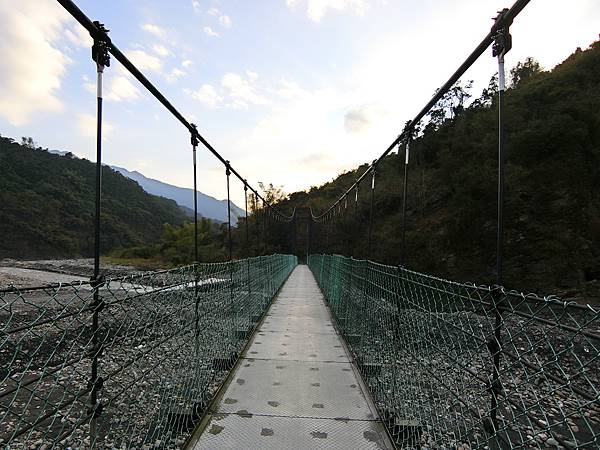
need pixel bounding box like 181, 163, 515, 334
77, 112, 115, 138
186, 84, 223, 108
191, 1, 201, 13
182, 60, 194, 68
126, 49, 163, 72
106, 76, 140, 102
141, 23, 167, 39
219, 15, 232, 28
275, 78, 307, 99
203, 26, 220, 37
344, 107, 371, 133
152, 44, 170, 57
286, 0, 370, 22
0, 2, 73, 126
64, 25, 92, 48
207, 8, 220, 16
343, 104, 387, 133
221, 72, 267, 109
165, 68, 187, 83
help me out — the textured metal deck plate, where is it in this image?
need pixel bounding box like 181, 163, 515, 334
190, 266, 393, 449
218, 359, 373, 418
194, 414, 390, 450
246, 331, 346, 361
260, 315, 337, 334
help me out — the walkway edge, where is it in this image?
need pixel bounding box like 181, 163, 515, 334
183, 263, 298, 449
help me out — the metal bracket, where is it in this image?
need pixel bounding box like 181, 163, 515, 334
91, 21, 111, 70
492, 9, 513, 57
190, 123, 199, 148
89, 274, 105, 289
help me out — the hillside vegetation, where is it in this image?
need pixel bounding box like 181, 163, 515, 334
281, 41, 600, 301
0, 138, 188, 259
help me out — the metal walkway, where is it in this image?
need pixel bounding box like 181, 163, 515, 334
188, 265, 392, 449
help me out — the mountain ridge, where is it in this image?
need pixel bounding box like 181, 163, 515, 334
111, 165, 244, 224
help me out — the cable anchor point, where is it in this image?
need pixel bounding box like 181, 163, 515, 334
91, 21, 111, 73
492, 9, 512, 57
190, 123, 199, 148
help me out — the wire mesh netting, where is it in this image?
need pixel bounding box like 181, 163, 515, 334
0, 254, 297, 449
308, 254, 599, 450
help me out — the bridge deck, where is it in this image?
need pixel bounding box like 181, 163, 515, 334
189, 265, 392, 449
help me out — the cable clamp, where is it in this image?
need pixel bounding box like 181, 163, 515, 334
90, 274, 106, 289
91, 21, 111, 71
190, 123, 199, 148
492, 9, 512, 57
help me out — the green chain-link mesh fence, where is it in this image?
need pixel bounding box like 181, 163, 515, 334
1, 254, 297, 449
308, 254, 599, 450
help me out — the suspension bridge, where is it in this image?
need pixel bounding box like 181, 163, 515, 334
1, 0, 599, 449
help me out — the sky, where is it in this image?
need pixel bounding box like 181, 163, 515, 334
0, 0, 598, 206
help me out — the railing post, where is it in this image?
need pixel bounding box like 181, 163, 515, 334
400, 133, 411, 266
307, 218, 312, 262
368, 163, 376, 259
486, 8, 512, 439
190, 124, 201, 343
254, 192, 259, 256
325, 216, 330, 253
225, 161, 233, 262
244, 181, 251, 305
190, 125, 200, 264
225, 162, 235, 325
89, 20, 110, 445
354, 183, 359, 258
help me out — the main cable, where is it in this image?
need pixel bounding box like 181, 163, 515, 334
56, 0, 294, 222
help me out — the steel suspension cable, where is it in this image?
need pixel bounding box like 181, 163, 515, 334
310, 0, 531, 222
56, 0, 294, 223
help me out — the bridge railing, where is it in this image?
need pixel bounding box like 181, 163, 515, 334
309, 254, 599, 449
0, 254, 297, 449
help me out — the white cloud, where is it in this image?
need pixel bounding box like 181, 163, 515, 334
203, 26, 220, 37
275, 78, 306, 99
343, 104, 386, 133
152, 44, 170, 57
286, 0, 370, 22
191, 1, 201, 13
64, 25, 92, 48
126, 49, 163, 72
221, 72, 267, 109
206, 7, 232, 28
106, 76, 140, 102
219, 15, 232, 28
141, 23, 167, 39
77, 112, 115, 138
182, 59, 194, 68
83, 73, 140, 102
186, 84, 223, 108
165, 68, 187, 83
0, 2, 71, 126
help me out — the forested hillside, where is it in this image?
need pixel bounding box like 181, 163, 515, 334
281, 41, 600, 300
0, 138, 188, 258
33, 41, 600, 302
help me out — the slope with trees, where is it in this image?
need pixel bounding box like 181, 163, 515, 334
0, 137, 188, 259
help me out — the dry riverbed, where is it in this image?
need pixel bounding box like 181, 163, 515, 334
0, 259, 150, 289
